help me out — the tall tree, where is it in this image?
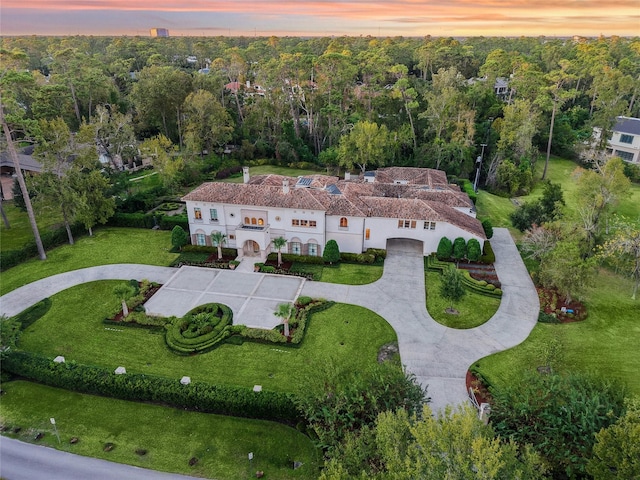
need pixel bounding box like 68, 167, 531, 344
322, 405, 547, 480
389, 64, 419, 151
599, 218, 640, 300
575, 157, 631, 249
0, 49, 46, 260
182, 89, 234, 157
130, 65, 192, 144
211, 231, 227, 260
139, 135, 184, 193
337, 120, 390, 174
538, 61, 577, 180
87, 104, 137, 170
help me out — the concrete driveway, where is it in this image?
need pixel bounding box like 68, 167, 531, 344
0, 228, 538, 412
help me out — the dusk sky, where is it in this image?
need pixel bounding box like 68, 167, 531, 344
1, 0, 638, 37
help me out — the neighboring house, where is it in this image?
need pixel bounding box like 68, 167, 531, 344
0, 145, 42, 175
182, 167, 485, 261
466, 76, 511, 101
593, 116, 640, 164
224, 81, 266, 97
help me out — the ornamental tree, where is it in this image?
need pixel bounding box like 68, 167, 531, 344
323, 239, 340, 264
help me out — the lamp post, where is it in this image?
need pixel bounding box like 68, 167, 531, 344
473, 117, 493, 193
473, 143, 487, 193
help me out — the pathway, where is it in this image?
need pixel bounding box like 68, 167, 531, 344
0, 229, 538, 412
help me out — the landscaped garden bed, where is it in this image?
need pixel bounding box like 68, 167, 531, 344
537, 287, 587, 323
457, 262, 501, 288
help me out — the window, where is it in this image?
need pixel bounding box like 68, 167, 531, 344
210, 209, 218, 221
196, 233, 206, 246
258, 218, 264, 226
365, 228, 370, 240
615, 150, 635, 162
308, 243, 317, 256
251, 217, 257, 225
244, 216, 250, 224
398, 219, 416, 229
309, 220, 317, 227
229, 234, 235, 240
194, 208, 202, 220
424, 221, 436, 230
291, 242, 301, 255
620, 134, 634, 144
292, 219, 300, 226
340, 217, 348, 228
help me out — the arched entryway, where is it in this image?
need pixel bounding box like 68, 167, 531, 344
243, 240, 261, 256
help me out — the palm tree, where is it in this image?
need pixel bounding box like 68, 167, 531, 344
274, 302, 295, 337
211, 231, 227, 260
272, 236, 287, 267
113, 283, 136, 318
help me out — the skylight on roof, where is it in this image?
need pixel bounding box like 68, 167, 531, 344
296, 177, 312, 187
326, 184, 341, 195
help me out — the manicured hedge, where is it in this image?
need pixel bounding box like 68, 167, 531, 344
107, 212, 189, 232
425, 255, 502, 298
460, 179, 477, 204
165, 303, 234, 354
340, 252, 375, 264
481, 240, 496, 264
1, 221, 85, 271
2, 350, 298, 423
267, 252, 324, 265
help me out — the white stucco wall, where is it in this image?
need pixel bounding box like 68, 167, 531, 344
325, 215, 365, 253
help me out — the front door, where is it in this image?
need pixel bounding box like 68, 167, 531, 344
244, 240, 260, 256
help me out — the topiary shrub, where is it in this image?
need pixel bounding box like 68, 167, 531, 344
436, 237, 453, 260
480, 240, 495, 264
171, 225, 189, 251
453, 237, 467, 261
466, 238, 482, 262
323, 240, 340, 264
165, 303, 233, 354
481, 219, 494, 239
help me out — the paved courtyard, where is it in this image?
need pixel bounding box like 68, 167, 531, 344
144, 266, 305, 328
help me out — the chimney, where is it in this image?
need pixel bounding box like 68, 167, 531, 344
345, 171, 351, 181
246, 80, 251, 88
282, 178, 290, 194
243, 166, 250, 184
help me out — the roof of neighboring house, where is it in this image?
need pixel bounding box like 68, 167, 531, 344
0, 146, 42, 173
614, 116, 640, 136
182, 167, 484, 238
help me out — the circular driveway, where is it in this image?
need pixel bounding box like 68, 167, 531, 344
0, 228, 538, 412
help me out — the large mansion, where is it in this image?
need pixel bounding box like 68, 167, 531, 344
182, 167, 486, 261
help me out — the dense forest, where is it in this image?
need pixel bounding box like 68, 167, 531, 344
1, 35, 639, 195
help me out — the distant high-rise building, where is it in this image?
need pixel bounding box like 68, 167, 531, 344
150, 28, 169, 37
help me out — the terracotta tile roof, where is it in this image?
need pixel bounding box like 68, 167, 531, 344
373, 167, 449, 187
183, 167, 484, 238
182, 182, 328, 210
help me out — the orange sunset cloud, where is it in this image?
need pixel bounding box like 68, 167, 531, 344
1, 0, 638, 36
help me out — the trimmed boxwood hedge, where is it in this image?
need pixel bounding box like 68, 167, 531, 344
1, 221, 85, 272
165, 304, 233, 355
1, 350, 298, 423
267, 252, 324, 265
425, 255, 502, 298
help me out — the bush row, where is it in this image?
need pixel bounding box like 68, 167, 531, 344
340, 252, 375, 264
1, 221, 85, 271
267, 252, 324, 265
181, 245, 237, 257
460, 179, 477, 204
231, 300, 334, 347
2, 350, 298, 423
425, 255, 502, 298
107, 213, 189, 232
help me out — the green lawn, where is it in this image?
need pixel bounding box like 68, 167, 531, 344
0, 228, 179, 296
17, 283, 397, 394
0, 201, 63, 251
0, 381, 319, 480
475, 269, 640, 396
294, 262, 383, 285
425, 271, 501, 329
223, 164, 322, 183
